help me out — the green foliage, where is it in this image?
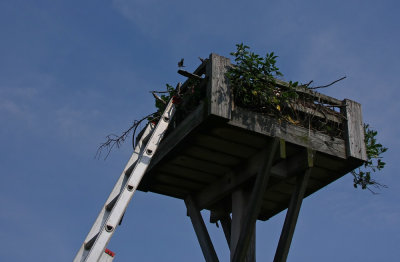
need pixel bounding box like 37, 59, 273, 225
351, 124, 388, 191
226, 43, 298, 112
227, 43, 387, 192
150, 84, 176, 121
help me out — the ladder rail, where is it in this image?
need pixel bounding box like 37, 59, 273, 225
76, 98, 176, 262
73, 123, 155, 262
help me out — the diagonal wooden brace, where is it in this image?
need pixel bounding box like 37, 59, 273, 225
220, 214, 232, 249
185, 195, 219, 262
273, 149, 315, 262
209, 203, 232, 249
231, 138, 280, 262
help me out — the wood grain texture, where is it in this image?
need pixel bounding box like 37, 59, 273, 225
342, 99, 367, 161
185, 196, 219, 262
207, 53, 232, 120
229, 107, 347, 159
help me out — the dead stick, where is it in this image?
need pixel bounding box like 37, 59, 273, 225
177, 69, 203, 80
309, 76, 346, 89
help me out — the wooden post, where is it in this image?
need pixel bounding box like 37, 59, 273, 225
206, 53, 232, 120
231, 138, 280, 262
273, 150, 314, 262
185, 196, 219, 262
231, 189, 256, 262
342, 99, 367, 161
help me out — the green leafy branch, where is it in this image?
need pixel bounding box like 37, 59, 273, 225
351, 124, 388, 192
226, 43, 299, 112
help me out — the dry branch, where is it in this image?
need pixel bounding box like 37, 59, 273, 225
308, 76, 347, 90
95, 112, 157, 160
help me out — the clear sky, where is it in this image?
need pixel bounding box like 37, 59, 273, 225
1, 0, 399, 261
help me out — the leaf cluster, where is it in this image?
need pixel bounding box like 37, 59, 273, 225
226, 43, 299, 112
351, 124, 388, 191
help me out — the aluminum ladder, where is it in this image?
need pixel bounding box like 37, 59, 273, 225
74, 98, 176, 262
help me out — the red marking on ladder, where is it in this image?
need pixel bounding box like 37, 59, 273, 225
172, 95, 182, 104
105, 248, 115, 257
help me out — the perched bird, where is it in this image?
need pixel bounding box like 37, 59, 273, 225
198, 57, 205, 63
178, 58, 185, 68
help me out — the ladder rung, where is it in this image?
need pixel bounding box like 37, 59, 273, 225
105, 194, 120, 212
84, 233, 99, 250
74, 99, 175, 262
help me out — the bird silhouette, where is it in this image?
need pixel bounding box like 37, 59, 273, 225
178, 58, 185, 68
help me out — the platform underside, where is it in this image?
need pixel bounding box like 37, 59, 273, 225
138, 102, 363, 221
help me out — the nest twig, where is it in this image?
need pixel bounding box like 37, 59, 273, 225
95, 112, 157, 160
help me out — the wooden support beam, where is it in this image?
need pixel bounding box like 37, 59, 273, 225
209, 202, 232, 248
195, 147, 307, 210
273, 150, 315, 262
220, 214, 232, 249
185, 196, 219, 262
231, 138, 280, 262
231, 189, 256, 262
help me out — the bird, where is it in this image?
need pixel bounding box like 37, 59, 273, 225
178, 58, 185, 68
198, 57, 205, 63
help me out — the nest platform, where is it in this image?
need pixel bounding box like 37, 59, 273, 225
137, 54, 366, 222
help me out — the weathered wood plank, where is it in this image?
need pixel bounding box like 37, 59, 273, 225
195, 149, 308, 210
193, 133, 257, 158
185, 196, 219, 262
150, 184, 189, 199
155, 173, 204, 191
229, 107, 347, 159
157, 163, 217, 184
207, 53, 232, 119
314, 153, 348, 171
184, 145, 243, 166
290, 103, 342, 123
170, 155, 230, 175
210, 126, 269, 149
232, 139, 279, 262
275, 79, 343, 106
342, 99, 367, 161
144, 101, 207, 180
273, 150, 313, 262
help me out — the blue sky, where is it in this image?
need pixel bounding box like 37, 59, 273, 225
1, 0, 399, 261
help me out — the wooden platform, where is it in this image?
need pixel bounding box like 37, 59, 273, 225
137, 53, 367, 221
